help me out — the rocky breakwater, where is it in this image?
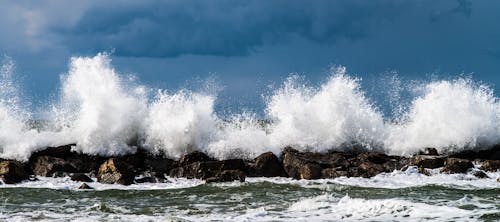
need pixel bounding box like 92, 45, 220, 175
1, 145, 500, 185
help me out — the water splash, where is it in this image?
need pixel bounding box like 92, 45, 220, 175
1, 53, 499, 160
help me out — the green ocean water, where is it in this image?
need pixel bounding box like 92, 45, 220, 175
1, 176, 499, 222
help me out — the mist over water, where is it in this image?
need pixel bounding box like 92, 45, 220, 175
1, 53, 499, 161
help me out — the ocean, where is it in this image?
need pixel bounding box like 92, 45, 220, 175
1, 53, 499, 221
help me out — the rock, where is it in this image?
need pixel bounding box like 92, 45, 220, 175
410, 155, 446, 169
135, 176, 158, 183
0, 160, 29, 184
441, 158, 473, 174
31, 156, 77, 177
480, 160, 500, 172
178, 151, 212, 166
78, 183, 93, 189
321, 168, 348, 178
419, 148, 439, 156
282, 147, 335, 179
249, 152, 286, 177
70, 173, 93, 182
473, 171, 489, 179
206, 170, 246, 183
298, 163, 322, 180
418, 167, 431, 176
450, 145, 500, 160
29, 145, 106, 174
170, 159, 246, 180
143, 155, 176, 177
97, 159, 135, 185
356, 162, 386, 178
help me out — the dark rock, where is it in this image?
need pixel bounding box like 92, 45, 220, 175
31, 156, 77, 177
249, 152, 286, 177
178, 151, 212, 166
357, 162, 386, 178
206, 170, 246, 183
135, 176, 158, 183
450, 145, 500, 160
170, 159, 246, 180
78, 183, 93, 189
419, 148, 439, 156
97, 158, 135, 185
298, 163, 322, 180
358, 152, 391, 164
480, 160, 500, 172
410, 155, 446, 169
143, 155, 176, 177
441, 158, 473, 174
29, 145, 107, 174
321, 168, 348, 178
418, 167, 431, 176
70, 173, 93, 182
473, 171, 489, 179
0, 160, 29, 184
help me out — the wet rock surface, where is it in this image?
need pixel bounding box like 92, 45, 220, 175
97, 158, 135, 185
441, 158, 473, 174
1, 144, 499, 185
0, 160, 29, 184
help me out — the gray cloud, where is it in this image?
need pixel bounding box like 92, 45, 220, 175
55, 0, 405, 57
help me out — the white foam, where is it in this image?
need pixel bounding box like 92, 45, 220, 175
266, 67, 386, 152
1, 53, 500, 160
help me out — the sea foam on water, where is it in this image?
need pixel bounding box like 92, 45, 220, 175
0, 53, 499, 160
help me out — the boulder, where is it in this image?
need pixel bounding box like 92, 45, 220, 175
249, 152, 286, 177
29, 145, 106, 174
419, 148, 439, 156
170, 159, 246, 180
321, 168, 348, 178
450, 145, 500, 160
298, 163, 322, 180
0, 160, 29, 184
178, 151, 212, 166
78, 183, 93, 189
441, 158, 473, 174
97, 158, 135, 185
480, 160, 500, 172
206, 170, 246, 183
410, 155, 446, 169
473, 171, 489, 179
31, 156, 77, 177
70, 173, 93, 182
142, 155, 176, 177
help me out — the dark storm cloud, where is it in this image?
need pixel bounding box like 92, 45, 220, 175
56, 0, 405, 57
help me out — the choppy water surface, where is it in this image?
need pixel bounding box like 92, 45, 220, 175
1, 170, 499, 222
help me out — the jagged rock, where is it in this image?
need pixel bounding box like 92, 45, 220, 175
97, 159, 135, 185
480, 160, 500, 172
450, 145, 500, 160
418, 167, 431, 176
249, 152, 286, 177
29, 145, 106, 174
411, 155, 446, 169
356, 162, 386, 178
0, 160, 29, 184
473, 171, 489, 179
143, 155, 176, 177
135, 176, 158, 183
31, 156, 77, 177
419, 148, 439, 156
441, 158, 473, 174
206, 170, 246, 183
298, 163, 322, 179
178, 151, 212, 166
321, 168, 348, 178
70, 173, 93, 182
170, 159, 246, 180
78, 183, 93, 189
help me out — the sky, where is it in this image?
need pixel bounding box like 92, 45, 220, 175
1, 0, 500, 114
